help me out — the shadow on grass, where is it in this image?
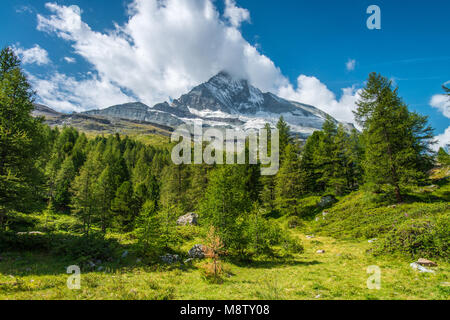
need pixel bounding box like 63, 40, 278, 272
230, 258, 322, 269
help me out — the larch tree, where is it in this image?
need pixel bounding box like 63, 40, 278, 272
355, 72, 434, 202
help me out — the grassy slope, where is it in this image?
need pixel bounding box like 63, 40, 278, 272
1, 232, 448, 300
1, 168, 448, 300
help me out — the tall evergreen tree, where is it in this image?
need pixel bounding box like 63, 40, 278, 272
200, 165, 251, 252
275, 144, 302, 215
71, 152, 101, 236
277, 116, 292, 156
0, 47, 46, 229
355, 73, 434, 202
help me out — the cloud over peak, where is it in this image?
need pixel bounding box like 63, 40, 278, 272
30, 0, 361, 123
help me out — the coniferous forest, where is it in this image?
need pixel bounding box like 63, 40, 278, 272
0, 46, 449, 300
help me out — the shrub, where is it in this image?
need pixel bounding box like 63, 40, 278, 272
374, 215, 449, 259
287, 216, 304, 229
0, 232, 120, 261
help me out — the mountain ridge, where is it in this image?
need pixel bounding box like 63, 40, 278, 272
39, 72, 356, 138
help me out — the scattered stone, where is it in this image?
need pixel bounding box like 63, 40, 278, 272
121, 250, 129, 259
184, 258, 194, 264
318, 195, 338, 208
417, 258, 437, 267
368, 238, 378, 243
315, 294, 322, 299
306, 235, 315, 239
388, 205, 397, 209
316, 250, 326, 254
161, 254, 180, 264
177, 213, 199, 226
410, 262, 435, 273
188, 244, 206, 259
322, 211, 329, 217
17, 231, 44, 236
315, 217, 320, 222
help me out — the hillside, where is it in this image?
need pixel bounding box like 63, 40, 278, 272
1, 167, 448, 300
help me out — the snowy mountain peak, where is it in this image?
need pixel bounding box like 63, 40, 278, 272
83, 72, 353, 139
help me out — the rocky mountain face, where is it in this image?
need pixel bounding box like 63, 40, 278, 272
83, 72, 354, 139
35, 72, 354, 139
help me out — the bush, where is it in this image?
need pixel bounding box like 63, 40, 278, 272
0, 232, 120, 261
287, 216, 304, 229
374, 216, 449, 259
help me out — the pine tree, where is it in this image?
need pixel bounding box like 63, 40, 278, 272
71, 152, 101, 236
298, 131, 323, 195
111, 180, 136, 231
95, 166, 116, 233
275, 144, 302, 215
437, 148, 450, 165
355, 73, 435, 202
200, 165, 251, 253
0, 47, 46, 229
134, 200, 165, 258
53, 156, 76, 211
277, 116, 292, 156
315, 116, 338, 192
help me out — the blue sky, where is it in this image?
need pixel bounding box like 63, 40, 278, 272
1, 0, 449, 146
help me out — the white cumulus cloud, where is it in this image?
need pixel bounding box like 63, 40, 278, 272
13, 44, 50, 65
30, 0, 360, 123
430, 86, 450, 151
346, 59, 356, 71
224, 0, 250, 28
430, 93, 450, 118
278, 75, 361, 123
28, 72, 134, 112
64, 56, 76, 63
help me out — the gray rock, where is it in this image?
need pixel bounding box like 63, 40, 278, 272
121, 250, 129, 259
184, 258, 194, 264
322, 211, 329, 217
318, 195, 338, 208
188, 244, 206, 259
316, 250, 326, 254
306, 235, 315, 239
177, 213, 199, 226
368, 238, 378, 243
410, 262, 435, 273
161, 254, 180, 264
417, 258, 437, 267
